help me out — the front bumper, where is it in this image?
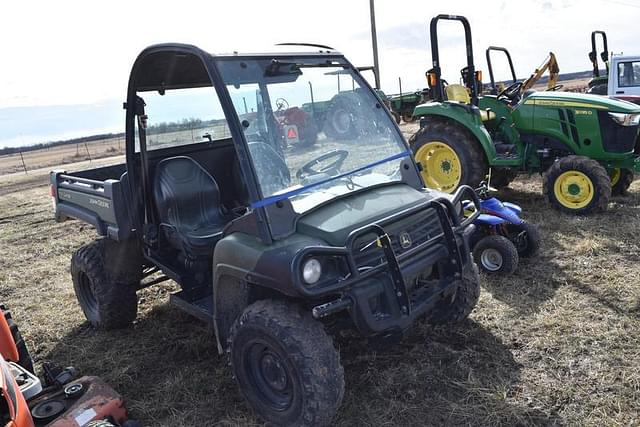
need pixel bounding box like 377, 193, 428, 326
307, 186, 480, 336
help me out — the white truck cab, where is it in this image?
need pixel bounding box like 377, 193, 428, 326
608, 55, 640, 104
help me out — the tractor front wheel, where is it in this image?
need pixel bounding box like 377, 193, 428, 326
610, 168, 634, 196
409, 121, 488, 193
229, 300, 344, 427
544, 156, 611, 215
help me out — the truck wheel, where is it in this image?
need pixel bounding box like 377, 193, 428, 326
490, 168, 518, 189
71, 240, 138, 329
410, 120, 488, 193
510, 222, 541, 258
473, 235, 519, 274
229, 300, 344, 427
1, 306, 34, 373
544, 156, 610, 214
428, 263, 481, 324
610, 168, 634, 196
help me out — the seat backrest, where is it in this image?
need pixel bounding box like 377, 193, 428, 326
445, 84, 471, 104
153, 156, 225, 232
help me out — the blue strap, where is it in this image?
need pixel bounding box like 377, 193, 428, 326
251, 150, 412, 209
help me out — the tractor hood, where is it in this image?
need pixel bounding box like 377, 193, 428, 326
296, 184, 429, 246
524, 91, 640, 113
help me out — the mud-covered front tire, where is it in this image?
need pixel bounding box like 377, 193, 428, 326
409, 119, 488, 193
543, 155, 611, 215
428, 264, 481, 324
1, 305, 34, 373
71, 239, 140, 329
611, 168, 634, 196
229, 300, 344, 427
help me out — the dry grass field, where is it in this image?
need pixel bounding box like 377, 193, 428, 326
1, 125, 639, 426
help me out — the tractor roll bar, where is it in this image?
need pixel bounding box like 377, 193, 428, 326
589, 30, 609, 78
486, 46, 517, 95
429, 14, 477, 104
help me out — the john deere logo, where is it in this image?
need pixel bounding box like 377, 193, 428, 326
399, 232, 412, 249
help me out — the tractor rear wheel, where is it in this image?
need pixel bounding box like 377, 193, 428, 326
229, 300, 344, 427
410, 121, 488, 193
544, 156, 610, 215
71, 239, 140, 329
610, 168, 634, 196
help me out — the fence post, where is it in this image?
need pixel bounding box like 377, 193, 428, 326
19, 151, 27, 174
84, 142, 92, 162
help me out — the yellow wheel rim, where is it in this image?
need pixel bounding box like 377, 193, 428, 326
610, 168, 621, 187
553, 171, 595, 209
415, 141, 461, 193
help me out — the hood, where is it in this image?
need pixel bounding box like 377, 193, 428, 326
296, 184, 429, 246
524, 91, 640, 113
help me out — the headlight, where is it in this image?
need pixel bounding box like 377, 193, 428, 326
302, 258, 322, 285
608, 112, 640, 127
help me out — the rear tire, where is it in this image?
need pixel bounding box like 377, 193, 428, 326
511, 222, 541, 258
428, 263, 481, 324
409, 119, 488, 193
1, 306, 34, 373
611, 168, 634, 196
71, 240, 139, 329
473, 235, 519, 274
229, 300, 344, 427
543, 155, 610, 215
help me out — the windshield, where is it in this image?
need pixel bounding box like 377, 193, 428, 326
217, 58, 409, 213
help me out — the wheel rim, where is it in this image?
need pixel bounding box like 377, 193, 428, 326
243, 340, 293, 411
553, 171, 595, 209
77, 271, 98, 317
415, 141, 461, 193
480, 248, 503, 271
610, 168, 621, 187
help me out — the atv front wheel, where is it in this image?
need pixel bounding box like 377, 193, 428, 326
71, 239, 139, 329
473, 235, 519, 274
229, 300, 344, 427
410, 120, 488, 193
544, 156, 610, 215
610, 168, 634, 196
428, 263, 481, 324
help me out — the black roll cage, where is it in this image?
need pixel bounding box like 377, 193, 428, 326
428, 14, 478, 105
123, 44, 417, 246
485, 46, 517, 95
589, 30, 609, 78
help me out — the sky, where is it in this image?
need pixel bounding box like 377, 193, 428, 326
1, 0, 639, 148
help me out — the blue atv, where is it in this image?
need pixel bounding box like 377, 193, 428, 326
467, 183, 541, 274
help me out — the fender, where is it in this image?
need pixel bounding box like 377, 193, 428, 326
412, 101, 498, 161
480, 198, 524, 225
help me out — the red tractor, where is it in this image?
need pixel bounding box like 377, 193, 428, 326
0, 305, 136, 427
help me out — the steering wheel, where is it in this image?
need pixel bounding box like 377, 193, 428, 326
275, 98, 289, 111
498, 81, 523, 101
296, 149, 349, 179
548, 84, 564, 92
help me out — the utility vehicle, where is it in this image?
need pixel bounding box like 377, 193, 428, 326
467, 181, 540, 275
0, 306, 135, 427
410, 15, 640, 215
50, 44, 482, 426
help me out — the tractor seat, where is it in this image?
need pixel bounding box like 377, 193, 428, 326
445, 84, 471, 104
479, 109, 496, 122
153, 156, 233, 257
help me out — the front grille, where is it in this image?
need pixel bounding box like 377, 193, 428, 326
598, 111, 639, 153
352, 208, 443, 269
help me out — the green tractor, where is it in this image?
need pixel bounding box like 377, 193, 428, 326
410, 14, 640, 215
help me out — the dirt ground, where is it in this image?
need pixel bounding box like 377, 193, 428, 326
1, 132, 639, 426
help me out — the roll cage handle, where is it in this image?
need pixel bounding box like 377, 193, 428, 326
429, 14, 478, 105
450, 184, 481, 229
486, 46, 517, 95
589, 30, 609, 78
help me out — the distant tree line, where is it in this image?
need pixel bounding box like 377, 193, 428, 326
0, 132, 125, 156
147, 117, 225, 135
